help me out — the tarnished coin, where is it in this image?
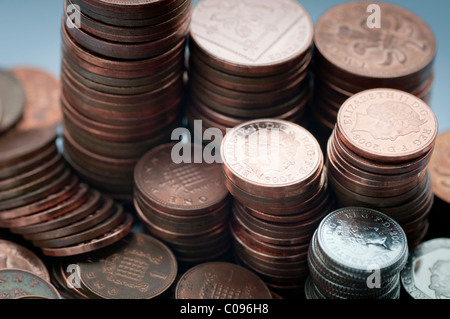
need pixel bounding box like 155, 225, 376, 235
314, 1, 436, 81
175, 261, 272, 299
401, 238, 450, 299
189, 0, 313, 76
428, 130, 450, 204
0, 69, 26, 134
0, 269, 61, 299
0, 240, 49, 281
220, 119, 322, 196
11, 67, 61, 131
78, 232, 177, 299
337, 88, 438, 163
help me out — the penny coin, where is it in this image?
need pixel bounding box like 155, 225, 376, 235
0, 70, 26, 134
220, 119, 323, 196
40, 212, 133, 257
428, 130, 450, 204
0, 269, 61, 299
336, 88, 438, 163
0, 126, 57, 168
134, 143, 230, 216
78, 232, 177, 299
314, 1, 436, 82
0, 240, 49, 281
175, 261, 272, 299
10, 67, 61, 131
401, 238, 450, 299
189, 0, 313, 76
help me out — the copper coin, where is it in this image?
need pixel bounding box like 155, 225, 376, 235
189, 0, 313, 76
0, 69, 26, 134
24, 196, 115, 242
40, 212, 133, 257
61, 22, 187, 74
0, 159, 66, 202
336, 88, 438, 163
314, 2, 436, 82
175, 261, 272, 299
0, 143, 58, 180
9, 187, 102, 235
0, 168, 72, 212
64, 15, 190, 60
2, 183, 91, 230
134, 142, 229, 216
0, 269, 61, 299
0, 240, 49, 281
73, 0, 186, 20
31, 203, 124, 248
10, 67, 61, 132
76, 232, 177, 299
0, 126, 57, 168
221, 119, 323, 197
428, 130, 450, 204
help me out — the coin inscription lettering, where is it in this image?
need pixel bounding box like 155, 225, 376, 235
338, 88, 437, 162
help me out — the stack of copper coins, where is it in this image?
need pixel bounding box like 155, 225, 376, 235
186, 0, 314, 142
0, 127, 133, 258
306, 207, 408, 299
326, 88, 438, 249
60, 0, 192, 199
133, 143, 232, 268
220, 119, 333, 296
312, 2, 436, 145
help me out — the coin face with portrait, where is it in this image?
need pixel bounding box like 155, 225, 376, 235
402, 238, 450, 299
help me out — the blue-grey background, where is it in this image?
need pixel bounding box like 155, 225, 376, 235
1, 0, 448, 132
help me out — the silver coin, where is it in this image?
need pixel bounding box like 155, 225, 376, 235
317, 207, 408, 276
401, 237, 450, 299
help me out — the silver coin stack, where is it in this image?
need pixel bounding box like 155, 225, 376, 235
305, 207, 408, 299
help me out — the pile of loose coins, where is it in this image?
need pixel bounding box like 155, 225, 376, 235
221, 119, 334, 295
186, 0, 314, 140
327, 88, 438, 249
133, 143, 232, 269
306, 207, 408, 299
312, 2, 436, 142
61, 0, 192, 199
0, 127, 133, 258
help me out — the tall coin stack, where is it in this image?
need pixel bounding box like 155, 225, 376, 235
306, 207, 408, 299
327, 88, 438, 249
186, 0, 314, 143
133, 143, 232, 269
221, 119, 333, 296
60, 0, 192, 199
312, 2, 436, 145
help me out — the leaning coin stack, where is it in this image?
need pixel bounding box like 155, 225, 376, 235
60, 0, 192, 199
133, 143, 232, 269
306, 207, 408, 299
50, 232, 178, 299
221, 119, 333, 295
0, 127, 133, 258
326, 88, 438, 249
186, 0, 314, 143
312, 2, 436, 144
